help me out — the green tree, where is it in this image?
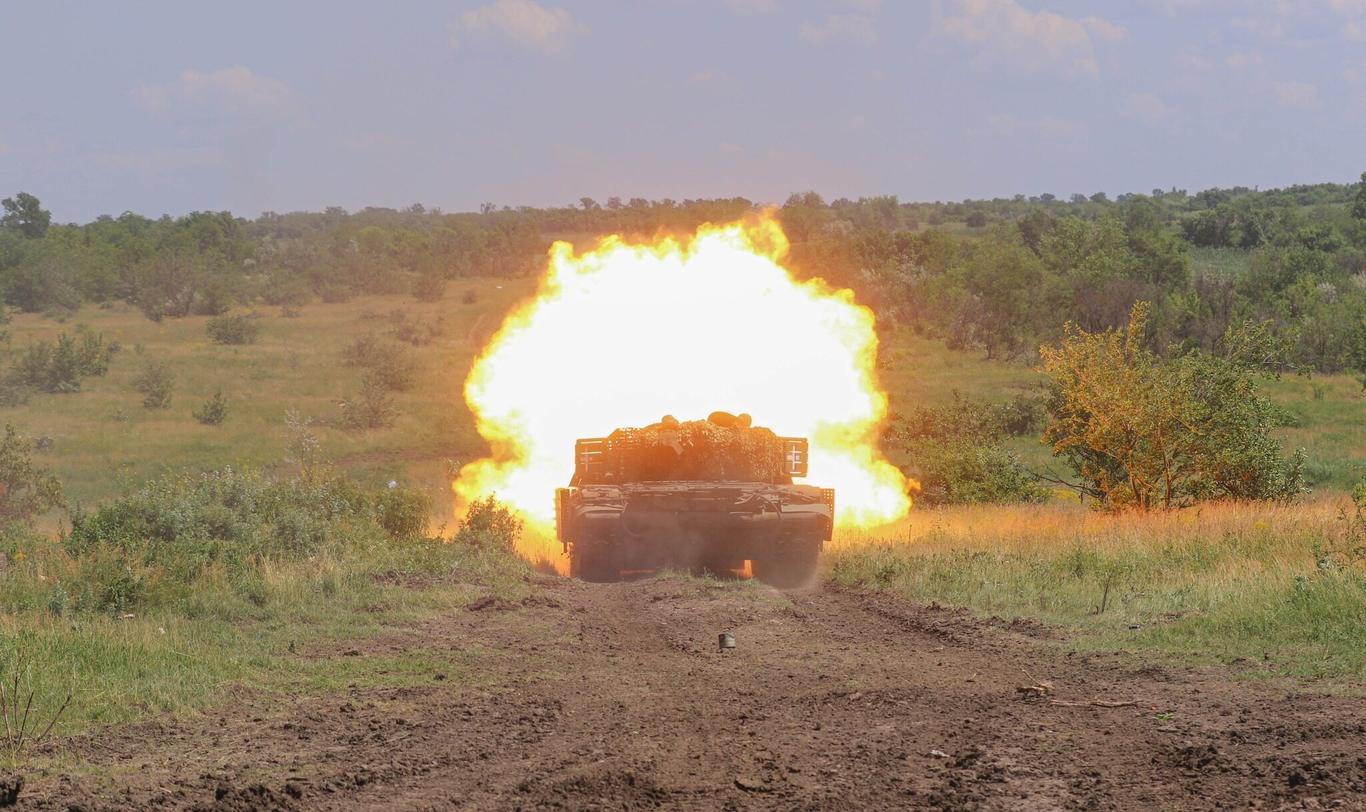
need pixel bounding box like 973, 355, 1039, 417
1353, 171, 1366, 221
1, 192, 51, 238
1039, 302, 1304, 509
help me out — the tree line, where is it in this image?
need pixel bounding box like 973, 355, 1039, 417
3, 175, 1365, 377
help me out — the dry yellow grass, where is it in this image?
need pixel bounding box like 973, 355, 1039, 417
829, 497, 1365, 682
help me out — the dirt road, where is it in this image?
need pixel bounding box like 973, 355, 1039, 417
18, 576, 1366, 810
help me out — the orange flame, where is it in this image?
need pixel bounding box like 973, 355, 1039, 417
454, 216, 911, 565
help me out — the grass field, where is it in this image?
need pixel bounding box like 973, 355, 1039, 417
2, 278, 1361, 527
6, 281, 535, 526
830, 498, 1366, 686
1, 528, 528, 760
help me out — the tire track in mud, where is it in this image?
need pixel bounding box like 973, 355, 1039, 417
17, 576, 1366, 810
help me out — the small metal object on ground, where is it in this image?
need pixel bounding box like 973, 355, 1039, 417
718, 632, 735, 651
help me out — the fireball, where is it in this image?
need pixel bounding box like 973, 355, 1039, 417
454, 215, 910, 564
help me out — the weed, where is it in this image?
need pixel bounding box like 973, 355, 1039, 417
0, 646, 72, 762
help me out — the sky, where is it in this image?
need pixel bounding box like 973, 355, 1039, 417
2, 0, 1365, 222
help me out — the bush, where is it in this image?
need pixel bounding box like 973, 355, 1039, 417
11, 326, 115, 393
132, 360, 174, 409
390, 315, 446, 347
192, 390, 229, 425
205, 313, 260, 345
338, 374, 396, 430
341, 334, 417, 391
375, 485, 430, 539
61, 468, 392, 609
886, 395, 1046, 507
452, 495, 521, 550
996, 390, 1047, 437
341, 332, 385, 366
0, 424, 64, 523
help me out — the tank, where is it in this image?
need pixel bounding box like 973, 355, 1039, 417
555, 412, 834, 587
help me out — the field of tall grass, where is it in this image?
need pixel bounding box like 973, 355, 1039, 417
830, 497, 1366, 685
0, 464, 529, 763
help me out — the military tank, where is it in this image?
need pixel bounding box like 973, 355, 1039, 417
555, 412, 834, 587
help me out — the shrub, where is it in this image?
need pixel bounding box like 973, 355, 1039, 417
192, 390, 229, 425
11, 326, 115, 393
375, 485, 431, 539
205, 313, 260, 345
390, 316, 446, 347
0, 424, 64, 523
341, 334, 416, 391
341, 332, 385, 366
452, 495, 521, 550
338, 374, 396, 430
886, 395, 1046, 507
995, 390, 1047, 437
62, 468, 388, 608
132, 360, 175, 409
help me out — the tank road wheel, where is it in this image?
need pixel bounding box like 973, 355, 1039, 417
570, 546, 620, 583
751, 539, 820, 589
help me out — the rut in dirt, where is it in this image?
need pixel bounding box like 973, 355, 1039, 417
16, 576, 1366, 811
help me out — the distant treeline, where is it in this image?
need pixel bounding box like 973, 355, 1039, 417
2, 176, 1365, 374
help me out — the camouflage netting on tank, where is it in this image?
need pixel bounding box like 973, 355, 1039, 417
613, 417, 786, 483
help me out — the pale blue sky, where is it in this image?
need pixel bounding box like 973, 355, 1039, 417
3, 0, 1364, 222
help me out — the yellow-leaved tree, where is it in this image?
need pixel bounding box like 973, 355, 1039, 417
1039, 302, 1304, 510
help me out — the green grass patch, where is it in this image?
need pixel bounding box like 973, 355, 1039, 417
828, 500, 1366, 683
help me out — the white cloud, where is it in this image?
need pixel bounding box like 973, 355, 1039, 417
1329, 0, 1366, 15
939, 0, 1126, 79
451, 0, 583, 53
1273, 80, 1321, 110
1122, 92, 1171, 122
1346, 19, 1366, 40
132, 66, 292, 118
800, 13, 877, 45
